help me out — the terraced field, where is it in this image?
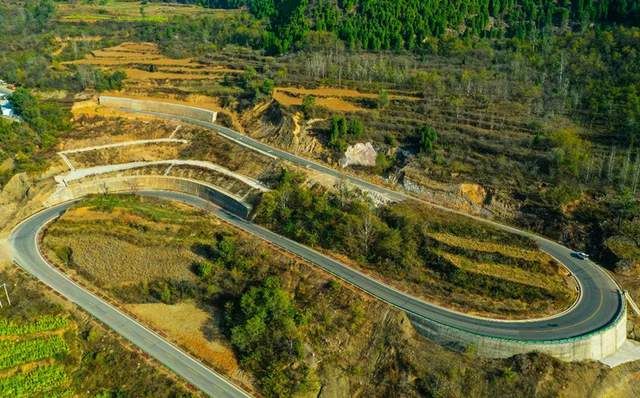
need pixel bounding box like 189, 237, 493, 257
0, 316, 72, 398
0, 268, 198, 397
64, 42, 241, 84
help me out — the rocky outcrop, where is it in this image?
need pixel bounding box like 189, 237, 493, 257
0, 173, 56, 233
241, 100, 322, 156
339, 142, 377, 168
401, 167, 516, 219
458, 183, 487, 206
0, 173, 31, 205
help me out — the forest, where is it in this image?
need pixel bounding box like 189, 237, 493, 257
198, 0, 640, 53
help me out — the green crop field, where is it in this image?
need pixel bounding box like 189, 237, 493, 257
0, 364, 68, 398
0, 315, 69, 336
0, 335, 69, 370
0, 315, 72, 397
0, 268, 194, 397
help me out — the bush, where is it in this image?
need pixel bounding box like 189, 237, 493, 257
301, 95, 316, 118
194, 262, 213, 278
417, 125, 438, 154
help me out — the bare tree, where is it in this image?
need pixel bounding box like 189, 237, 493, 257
620, 148, 632, 186
359, 211, 375, 259
632, 155, 640, 194
607, 146, 616, 181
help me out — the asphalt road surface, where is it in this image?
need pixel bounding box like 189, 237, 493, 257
141, 191, 623, 340
120, 108, 624, 339
7, 106, 626, 397
9, 202, 252, 398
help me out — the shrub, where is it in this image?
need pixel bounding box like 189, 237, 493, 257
225, 276, 309, 397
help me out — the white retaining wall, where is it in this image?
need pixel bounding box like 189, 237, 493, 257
46, 175, 251, 218
411, 295, 627, 361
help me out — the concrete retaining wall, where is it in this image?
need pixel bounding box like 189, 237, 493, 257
411, 295, 627, 361
46, 176, 251, 218
99, 96, 217, 123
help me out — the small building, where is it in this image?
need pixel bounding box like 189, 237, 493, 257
0, 93, 16, 118
1, 106, 14, 117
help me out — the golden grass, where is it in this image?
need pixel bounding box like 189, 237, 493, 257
272, 85, 422, 112
275, 86, 420, 101
273, 91, 366, 113
56, 1, 231, 23
436, 250, 573, 295
428, 232, 550, 263
126, 302, 239, 375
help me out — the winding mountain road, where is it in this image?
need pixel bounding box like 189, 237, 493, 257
9, 200, 252, 398
117, 106, 624, 339
6, 102, 627, 397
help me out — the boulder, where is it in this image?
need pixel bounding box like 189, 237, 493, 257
340, 142, 377, 168
458, 183, 487, 205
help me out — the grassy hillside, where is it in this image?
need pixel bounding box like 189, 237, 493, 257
0, 266, 197, 398
255, 170, 577, 318
40, 194, 640, 397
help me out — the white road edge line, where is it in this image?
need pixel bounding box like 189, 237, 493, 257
10, 204, 252, 398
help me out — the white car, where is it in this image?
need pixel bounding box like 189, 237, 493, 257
574, 251, 589, 260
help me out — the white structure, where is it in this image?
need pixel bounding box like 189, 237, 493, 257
0, 93, 16, 118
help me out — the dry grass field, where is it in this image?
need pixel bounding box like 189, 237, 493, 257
65, 142, 187, 168
62, 112, 278, 180
42, 198, 212, 287
125, 302, 241, 376
63, 115, 180, 148
44, 233, 199, 287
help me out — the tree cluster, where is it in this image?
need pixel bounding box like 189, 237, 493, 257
224, 277, 310, 397
328, 115, 363, 152
215, 0, 640, 53
254, 169, 558, 306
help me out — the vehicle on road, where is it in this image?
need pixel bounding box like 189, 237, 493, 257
573, 251, 589, 260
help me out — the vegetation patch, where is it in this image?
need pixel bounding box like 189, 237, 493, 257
0, 364, 68, 398
0, 335, 68, 370
0, 267, 195, 398
38, 193, 640, 397
255, 170, 577, 317
43, 196, 213, 286
0, 316, 69, 337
